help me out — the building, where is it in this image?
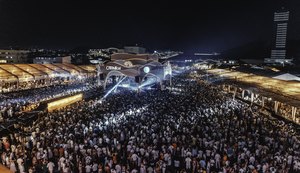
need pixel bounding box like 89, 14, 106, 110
33, 56, 71, 64
124, 46, 146, 54
89, 48, 120, 58
265, 9, 293, 65
0, 49, 30, 64
89, 46, 146, 56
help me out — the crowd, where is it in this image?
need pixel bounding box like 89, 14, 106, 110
0, 73, 299, 173
0, 81, 99, 123
0, 76, 98, 94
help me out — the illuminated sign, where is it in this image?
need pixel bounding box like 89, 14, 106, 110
0, 60, 7, 63
106, 66, 121, 70
124, 61, 133, 67
47, 93, 83, 112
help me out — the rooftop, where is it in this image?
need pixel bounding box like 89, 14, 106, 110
207, 68, 300, 107
0, 63, 96, 82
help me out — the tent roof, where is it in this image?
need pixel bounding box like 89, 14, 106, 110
207, 68, 300, 103
0, 64, 96, 82
273, 73, 300, 82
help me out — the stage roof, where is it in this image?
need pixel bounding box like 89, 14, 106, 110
111, 53, 158, 65
0, 64, 96, 83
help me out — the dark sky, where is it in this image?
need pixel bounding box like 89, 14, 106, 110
0, 0, 299, 53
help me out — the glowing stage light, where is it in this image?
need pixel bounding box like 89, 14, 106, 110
143, 66, 150, 73
101, 76, 127, 100
47, 93, 83, 112
120, 84, 130, 88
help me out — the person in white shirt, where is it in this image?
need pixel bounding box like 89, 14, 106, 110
185, 157, 192, 170
131, 168, 138, 173
162, 162, 167, 173
47, 160, 55, 173
174, 159, 180, 172
288, 155, 293, 166
115, 164, 121, 173
249, 156, 255, 165
92, 162, 98, 173
131, 153, 138, 166
78, 161, 83, 173
147, 166, 154, 173
86, 164, 92, 173
48, 148, 53, 159
17, 157, 23, 167
18, 162, 25, 173
9, 160, 17, 173
62, 162, 69, 173
140, 164, 146, 173
215, 153, 221, 169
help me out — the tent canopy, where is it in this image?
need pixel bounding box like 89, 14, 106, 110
0, 64, 96, 83
273, 73, 300, 82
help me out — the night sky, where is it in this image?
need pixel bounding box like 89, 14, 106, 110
0, 0, 299, 53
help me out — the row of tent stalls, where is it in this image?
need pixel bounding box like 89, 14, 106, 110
207, 68, 300, 125
0, 64, 96, 93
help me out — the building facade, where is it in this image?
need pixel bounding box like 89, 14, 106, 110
265, 9, 293, 65
33, 56, 71, 64
0, 50, 30, 64
124, 46, 146, 54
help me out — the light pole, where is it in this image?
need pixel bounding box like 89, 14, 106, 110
96, 63, 102, 87
206, 69, 208, 82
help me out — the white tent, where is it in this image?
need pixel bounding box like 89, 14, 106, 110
273, 73, 300, 82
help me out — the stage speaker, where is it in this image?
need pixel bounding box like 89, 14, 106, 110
135, 76, 140, 83
100, 74, 104, 80
112, 76, 116, 83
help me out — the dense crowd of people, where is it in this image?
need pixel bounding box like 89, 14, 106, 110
0, 80, 100, 123
0, 72, 300, 173
0, 76, 97, 94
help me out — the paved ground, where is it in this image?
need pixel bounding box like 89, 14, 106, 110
0, 164, 12, 173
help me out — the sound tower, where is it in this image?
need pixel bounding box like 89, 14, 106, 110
100, 74, 104, 80
135, 76, 140, 83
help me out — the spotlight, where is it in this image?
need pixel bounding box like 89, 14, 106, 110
101, 76, 127, 100
143, 66, 150, 73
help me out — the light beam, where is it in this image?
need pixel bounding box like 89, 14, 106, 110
101, 76, 127, 100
